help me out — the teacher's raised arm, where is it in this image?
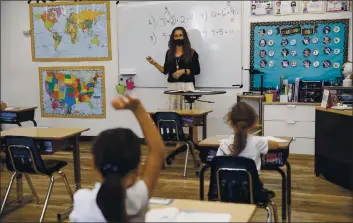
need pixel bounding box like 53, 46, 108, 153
146, 27, 200, 110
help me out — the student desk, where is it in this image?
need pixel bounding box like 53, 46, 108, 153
149, 198, 256, 222
0, 107, 38, 129
197, 136, 293, 223
1, 127, 89, 194
148, 109, 213, 141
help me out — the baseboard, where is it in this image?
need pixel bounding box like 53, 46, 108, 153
80, 136, 145, 144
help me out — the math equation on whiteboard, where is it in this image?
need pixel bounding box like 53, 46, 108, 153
148, 2, 240, 45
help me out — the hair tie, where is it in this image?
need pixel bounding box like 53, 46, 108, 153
101, 163, 119, 173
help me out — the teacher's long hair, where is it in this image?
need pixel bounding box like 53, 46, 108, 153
167, 27, 193, 65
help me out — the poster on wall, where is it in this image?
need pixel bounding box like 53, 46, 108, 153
29, 1, 112, 62
300, 1, 325, 13
249, 19, 349, 91
326, 0, 351, 12
273, 1, 301, 15
39, 66, 106, 119
251, 1, 273, 16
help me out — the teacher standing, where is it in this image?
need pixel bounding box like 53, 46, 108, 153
147, 27, 201, 110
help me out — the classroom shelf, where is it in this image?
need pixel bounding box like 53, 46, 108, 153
323, 86, 353, 91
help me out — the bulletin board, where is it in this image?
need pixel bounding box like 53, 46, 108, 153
250, 19, 349, 91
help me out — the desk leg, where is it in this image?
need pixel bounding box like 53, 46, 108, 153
16, 173, 23, 201
73, 135, 81, 191
31, 120, 37, 127
199, 164, 210, 201
202, 115, 207, 140
286, 162, 291, 223
274, 168, 287, 222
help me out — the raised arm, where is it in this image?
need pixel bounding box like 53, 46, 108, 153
111, 96, 165, 198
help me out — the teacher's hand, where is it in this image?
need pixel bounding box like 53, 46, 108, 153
146, 56, 156, 65
173, 69, 185, 79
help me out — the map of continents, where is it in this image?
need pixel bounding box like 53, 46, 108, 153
31, 3, 110, 60
41, 68, 105, 118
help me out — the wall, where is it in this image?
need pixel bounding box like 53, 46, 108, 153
1, 1, 352, 137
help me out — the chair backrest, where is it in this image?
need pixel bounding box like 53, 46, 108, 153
5, 136, 46, 174
154, 112, 185, 142
207, 156, 263, 204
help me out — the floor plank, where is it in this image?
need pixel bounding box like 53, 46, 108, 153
1, 142, 352, 222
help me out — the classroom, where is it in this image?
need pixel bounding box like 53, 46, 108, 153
0, 0, 352, 222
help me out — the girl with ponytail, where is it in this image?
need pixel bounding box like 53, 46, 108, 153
216, 102, 279, 172
70, 95, 165, 222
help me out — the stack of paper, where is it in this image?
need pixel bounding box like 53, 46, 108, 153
174, 210, 231, 222
149, 198, 173, 205
146, 208, 180, 222
146, 208, 231, 222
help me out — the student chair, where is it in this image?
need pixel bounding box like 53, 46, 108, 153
154, 112, 200, 177
0, 136, 73, 222
201, 156, 278, 223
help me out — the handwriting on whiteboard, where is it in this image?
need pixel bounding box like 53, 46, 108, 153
149, 4, 237, 29
148, 2, 239, 45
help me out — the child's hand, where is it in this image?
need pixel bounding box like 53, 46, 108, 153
111, 95, 142, 112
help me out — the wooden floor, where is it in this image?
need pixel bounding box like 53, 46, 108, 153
1, 142, 352, 222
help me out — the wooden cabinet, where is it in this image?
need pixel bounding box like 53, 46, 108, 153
315, 107, 352, 191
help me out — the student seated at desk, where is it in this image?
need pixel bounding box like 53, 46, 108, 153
69, 96, 165, 222
216, 102, 279, 172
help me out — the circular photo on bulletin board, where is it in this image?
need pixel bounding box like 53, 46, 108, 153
250, 19, 349, 91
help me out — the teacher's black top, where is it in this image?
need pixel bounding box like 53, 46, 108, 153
163, 50, 200, 86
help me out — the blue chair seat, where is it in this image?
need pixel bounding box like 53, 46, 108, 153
42, 160, 68, 175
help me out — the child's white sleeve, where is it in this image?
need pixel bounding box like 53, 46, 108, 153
125, 180, 149, 217
216, 137, 233, 156
256, 137, 269, 155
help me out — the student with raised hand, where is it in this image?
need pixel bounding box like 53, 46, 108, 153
69, 95, 165, 222
216, 102, 279, 172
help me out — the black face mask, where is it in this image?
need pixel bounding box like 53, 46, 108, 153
174, 39, 184, 46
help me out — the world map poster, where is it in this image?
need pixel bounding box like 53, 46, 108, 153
39, 66, 106, 118
30, 1, 112, 61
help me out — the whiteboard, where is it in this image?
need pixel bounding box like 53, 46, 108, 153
117, 1, 243, 88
